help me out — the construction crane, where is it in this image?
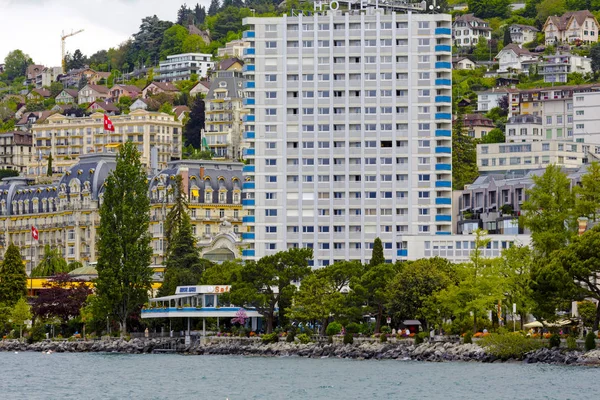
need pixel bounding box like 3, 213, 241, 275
61, 29, 84, 74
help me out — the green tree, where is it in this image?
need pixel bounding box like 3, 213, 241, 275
31, 245, 69, 277
467, 0, 511, 18
159, 175, 209, 296
386, 257, 455, 330
3, 50, 33, 82
574, 161, 600, 222
369, 237, 385, 267
481, 127, 505, 144
578, 300, 597, 328
521, 164, 575, 258
201, 259, 244, 285
49, 81, 64, 98
503, 27, 512, 46
499, 245, 536, 330
10, 297, 31, 339
436, 230, 505, 333
184, 94, 205, 148
160, 25, 189, 59
536, 0, 567, 27
351, 262, 396, 333
591, 44, 600, 76
550, 226, 600, 330
287, 261, 362, 333
453, 107, 479, 190
95, 142, 153, 336
0, 169, 19, 181
47, 154, 53, 176
182, 35, 206, 53
0, 244, 27, 307
472, 36, 491, 61
230, 248, 312, 333
208, 0, 221, 16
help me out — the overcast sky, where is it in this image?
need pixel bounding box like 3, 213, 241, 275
1, 0, 207, 67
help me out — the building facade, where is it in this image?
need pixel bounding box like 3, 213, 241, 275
0, 132, 33, 172
539, 53, 592, 83
217, 39, 252, 58
29, 109, 182, 175
156, 53, 214, 82
0, 155, 245, 274
452, 14, 492, 47
204, 70, 248, 160
543, 10, 600, 45
509, 24, 539, 44
241, 9, 453, 265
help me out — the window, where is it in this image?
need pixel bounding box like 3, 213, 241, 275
266, 92, 277, 99
266, 109, 277, 116
266, 159, 277, 166
266, 226, 277, 233
266, 74, 277, 82
265, 209, 278, 216
266, 41, 277, 48
267, 176, 277, 183
418, 191, 430, 198
265, 193, 276, 200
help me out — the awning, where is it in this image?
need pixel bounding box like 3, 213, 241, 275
149, 293, 197, 302
523, 321, 543, 329
403, 320, 422, 325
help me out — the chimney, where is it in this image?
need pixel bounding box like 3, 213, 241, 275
200, 166, 205, 179
179, 166, 189, 198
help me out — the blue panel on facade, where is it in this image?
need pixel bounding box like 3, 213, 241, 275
435, 62, 452, 69
435, 96, 452, 103
242, 249, 255, 256
435, 163, 452, 171
435, 28, 452, 35
435, 147, 452, 153
436, 231, 452, 235
435, 45, 452, 52
244, 81, 255, 89
242, 165, 255, 173
243, 48, 255, 56
435, 130, 451, 137
242, 64, 255, 72
435, 79, 452, 85
435, 197, 452, 205
242, 233, 255, 240
243, 98, 255, 106
243, 115, 255, 122
435, 215, 452, 222
242, 31, 255, 38
435, 113, 452, 120
243, 148, 255, 156
397, 249, 408, 257
242, 216, 255, 223
243, 131, 255, 139
242, 199, 255, 206
242, 182, 255, 189
435, 181, 452, 188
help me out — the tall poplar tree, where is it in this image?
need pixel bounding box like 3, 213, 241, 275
0, 244, 27, 307
452, 107, 478, 190
95, 142, 153, 336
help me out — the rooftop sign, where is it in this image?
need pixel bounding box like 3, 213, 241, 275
175, 285, 231, 294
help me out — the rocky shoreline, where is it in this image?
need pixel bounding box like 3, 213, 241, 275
2, 338, 600, 365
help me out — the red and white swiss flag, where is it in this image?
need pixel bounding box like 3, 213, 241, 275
103, 114, 115, 132
31, 226, 39, 241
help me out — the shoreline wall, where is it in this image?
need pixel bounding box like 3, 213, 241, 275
1, 338, 599, 365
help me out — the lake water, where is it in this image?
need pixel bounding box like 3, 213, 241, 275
1, 352, 596, 399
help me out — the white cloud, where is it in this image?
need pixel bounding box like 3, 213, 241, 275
0, 0, 207, 66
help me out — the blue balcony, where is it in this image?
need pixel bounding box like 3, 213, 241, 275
435, 45, 452, 52
397, 249, 408, 257
435, 79, 452, 86
435, 163, 452, 171
435, 215, 452, 222
435, 197, 452, 205
242, 232, 255, 240
435, 146, 452, 154
243, 47, 255, 56
244, 81, 255, 89
243, 98, 255, 106
242, 199, 255, 206
242, 182, 255, 190
243, 115, 255, 122
242, 165, 255, 173
242, 249, 256, 257
242, 64, 255, 72
435, 130, 451, 137
436, 231, 451, 235
435, 113, 452, 120
435, 96, 452, 103
242, 216, 255, 223
243, 148, 255, 156
242, 31, 255, 39
435, 27, 452, 35
435, 180, 452, 188
435, 61, 452, 69
243, 131, 255, 140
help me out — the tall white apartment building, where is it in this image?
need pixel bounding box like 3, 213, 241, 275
239, 6, 453, 266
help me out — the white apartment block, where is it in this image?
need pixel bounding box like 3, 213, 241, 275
539, 53, 592, 84
573, 91, 600, 153
477, 140, 587, 176
240, 7, 453, 266
156, 53, 214, 82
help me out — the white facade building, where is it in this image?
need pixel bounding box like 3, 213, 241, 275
240, 8, 453, 265
156, 53, 214, 82
573, 91, 600, 150
539, 53, 592, 84
452, 14, 492, 47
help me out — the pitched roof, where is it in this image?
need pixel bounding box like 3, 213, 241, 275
463, 113, 495, 127
219, 58, 243, 71
30, 88, 51, 97
89, 101, 119, 112
62, 89, 79, 98
95, 71, 111, 80
172, 105, 190, 117
454, 14, 492, 30
84, 84, 110, 94
499, 43, 536, 56
146, 81, 178, 92
112, 84, 140, 93
192, 81, 211, 92
16, 110, 56, 126
510, 24, 539, 32
546, 10, 596, 31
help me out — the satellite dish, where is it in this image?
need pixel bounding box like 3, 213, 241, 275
429, 4, 434, 9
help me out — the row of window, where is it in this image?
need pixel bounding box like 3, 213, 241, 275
278, 38, 430, 48
261, 72, 443, 82
279, 140, 445, 149
276, 21, 429, 31
266, 89, 434, 98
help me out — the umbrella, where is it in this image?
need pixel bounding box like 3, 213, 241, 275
523, 321, 543, 329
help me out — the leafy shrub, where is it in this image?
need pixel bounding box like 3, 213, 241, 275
29, 323, 47, 343
261, 333, 279, 344
415, 332, 428, 345
585, 332, 596, 351
286, 331, 296, 343
548, 334, 561, 349
359, 323, 374, 336
463, 333, 472, 344
479, 334, 544, 360
380, 333, 388, 343
343, 332, 354, 345
380, 326, 391, 334
345, 323, 360, 334
296, 333, 311, 344
326, 322, 342, 336
566, 336, 578, 351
